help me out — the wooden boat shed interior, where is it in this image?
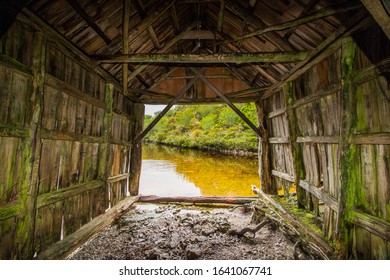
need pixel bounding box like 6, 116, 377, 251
0, 0, 389, 259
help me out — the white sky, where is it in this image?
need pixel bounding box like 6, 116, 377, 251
144, 105, 174, 116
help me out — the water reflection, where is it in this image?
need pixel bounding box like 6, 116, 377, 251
139, 143, 259, 197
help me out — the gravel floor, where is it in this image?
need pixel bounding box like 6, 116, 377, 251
68, 204, 294, 260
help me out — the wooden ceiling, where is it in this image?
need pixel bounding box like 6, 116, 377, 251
23, 0, 378, 104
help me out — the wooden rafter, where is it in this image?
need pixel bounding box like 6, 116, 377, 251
283, 0, 320, 39
261, 12, 373, 100
126, 22, 197, 83
66, 0, 111, 45
135, 68, 205, 144
96, 51, 309, 64
361, 0, 390, 40
223, 3, 363, 44
190, 67, 262, 139
134, 0, 162, 49
170, 4, 184, 52
97, 0, 175, 55
225, 0, 295, 51
217, 0, 225, 33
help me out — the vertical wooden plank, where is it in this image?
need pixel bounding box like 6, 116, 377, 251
339, 36, 358, 257
376, 145, 390, 221
255, 100, 274, 194
98, 83, 113, 210
122, 0, 130, 97
129, 103, 144, 195
284, 81, 305, 208
14, 31, 46, 259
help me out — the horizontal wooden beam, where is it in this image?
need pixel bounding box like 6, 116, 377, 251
0, 123, 27, 138
110, 138, 132, 147
349, 133, 390, 145
95, 51, 310, 64
225, 86, 268, 97
45, 75, 106, 108
37, 180, 104, 209
138, 195, 257, 204
141, 96, 261, 104
0, 202, 21, 221
297, 136, 339, 144
354, 56, 390, 84
164, 74, 234, 80
41, 129, 105, 143
299, 180, 339, 212
271, 170, 295, 182
289, 84, 341, 109
269, 137, 290, 144
36, 196, 139, 259
268, 108, 286, 119
107, 173, 130, 183
130, 88, 174, 98
223, 3, 362, 44
346, 210, 390, 242
0, 54, 32, 75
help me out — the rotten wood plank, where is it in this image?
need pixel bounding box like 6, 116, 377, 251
269, 137, 290, 144
36, 196, 139, 259
349, 133, 390, 145
107, 173, 129, 183
297, 136, 339, 144
271, 169, 295, 182
299, 180, 339, 212
346, 210, 390, 242
0, 123, 27, 138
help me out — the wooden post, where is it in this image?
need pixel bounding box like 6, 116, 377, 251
129, 103, 144, 195
122, 0, 130, 97
255, 100, 275, 194
339, 36, 358, 258
284, 81, 306, 208
98, 83, 114, 210
14, 31, 46, 259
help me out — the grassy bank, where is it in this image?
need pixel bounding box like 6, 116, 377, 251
144, 103, 259, 152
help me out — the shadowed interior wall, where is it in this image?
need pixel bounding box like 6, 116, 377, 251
0, 18, 143, 259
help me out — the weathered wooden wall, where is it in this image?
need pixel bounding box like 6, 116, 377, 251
264, 25, 390, 259
0, 18, 143, 259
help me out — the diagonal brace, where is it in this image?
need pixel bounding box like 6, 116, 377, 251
190, 67, 263, 140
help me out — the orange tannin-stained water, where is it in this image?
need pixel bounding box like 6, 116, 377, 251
139, 143, 260, 197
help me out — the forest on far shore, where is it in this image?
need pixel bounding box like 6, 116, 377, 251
144, 103, 259, 152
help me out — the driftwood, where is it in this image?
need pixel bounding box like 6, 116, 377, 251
138, 195, 258, 205
228, 219, 270, 238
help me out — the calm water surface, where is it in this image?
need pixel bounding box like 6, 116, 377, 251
139, 143, 259, 197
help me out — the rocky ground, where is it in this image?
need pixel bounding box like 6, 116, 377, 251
68, 203, 294, 260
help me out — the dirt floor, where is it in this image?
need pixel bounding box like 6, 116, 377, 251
68, 203, 295, 260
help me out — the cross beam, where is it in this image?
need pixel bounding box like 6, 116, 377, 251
190, 67, 263, 140
96, 51, 309, 64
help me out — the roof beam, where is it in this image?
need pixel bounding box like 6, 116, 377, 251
225, 0, 295, 51
283, 0, 320, 39
97, 0, 175, 54
360, 0, 390, 40
134, 0, 162, 49
261, 12, 373, 100
223, 3, 363, 44
135, 68, 205, 144
126, 22, 197, 83
66, 0, 112, 45
217, 0, 225, 33
181, 30, 216, 39
225, 85, 268, 97
190, 67, 262, 139
95, 51, 309, 64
